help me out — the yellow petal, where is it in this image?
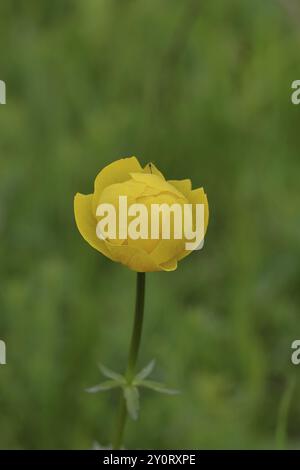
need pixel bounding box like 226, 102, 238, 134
160, 258, 178, 271
127, 235, 159, 255
127, 252, 161, 272
130, 173, 184, 198
189, 188, 209, 230
143, 162, 165, 180
98, 180, 146, 205
93, 156, 143, 210
177, 187, 209, 261
150, 238, 185, 265
74, 193, 113, 259
104, 240, 161, 272
96, 180, 146, 246
168, 179, 192, 198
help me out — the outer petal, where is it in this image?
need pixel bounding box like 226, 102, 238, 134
143, 162, 165, 180
189, 188, 209, 230
130, 173, 184, 198
150, 238, 185, 265
160, 258, 178, 272
93, 157, 143, 210
103, 240, 162, 272
127, 252, 162, 272
74, 193, 112, 259
168, 179, 192, 198
177, 187, 209, 261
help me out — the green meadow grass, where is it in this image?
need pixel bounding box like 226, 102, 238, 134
0, 0, 300, 449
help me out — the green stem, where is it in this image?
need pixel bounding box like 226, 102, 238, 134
112, 272, 146, 450
275, 376, 296, 449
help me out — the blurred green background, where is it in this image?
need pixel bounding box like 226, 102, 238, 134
1, 0, 300, 450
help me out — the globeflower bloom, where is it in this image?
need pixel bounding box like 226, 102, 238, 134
74, 157, 208, 272
75, 156, 210, 449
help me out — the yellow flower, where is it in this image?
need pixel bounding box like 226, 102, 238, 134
74, 157, 209, 272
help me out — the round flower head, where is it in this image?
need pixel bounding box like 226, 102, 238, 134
74, 157, 209, 272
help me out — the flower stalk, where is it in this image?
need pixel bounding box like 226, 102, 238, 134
112, 272, 146, 449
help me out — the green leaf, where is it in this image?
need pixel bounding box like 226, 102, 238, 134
138, 380, 180, 395
98, 363, 124, 382
123, 386, 139, 420
85, 379, 121, 393
135, 359, 156, 381
92, 441, 112, 450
